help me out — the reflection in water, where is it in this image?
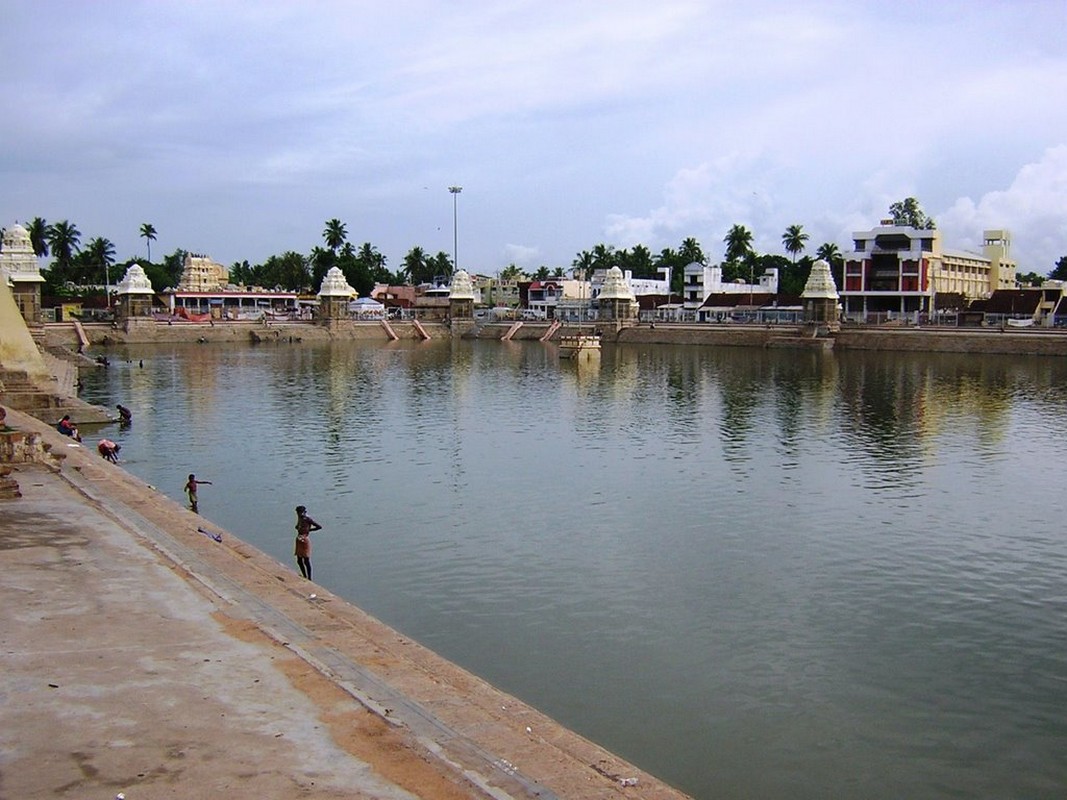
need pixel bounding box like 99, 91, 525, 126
81, 341, 1067, 800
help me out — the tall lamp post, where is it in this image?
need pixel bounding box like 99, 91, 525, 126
449, 186, 462, 277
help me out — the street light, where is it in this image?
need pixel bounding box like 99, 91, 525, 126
449, 186, 462, 276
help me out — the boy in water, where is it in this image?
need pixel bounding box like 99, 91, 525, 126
185, 474, 212, 511
294, 505, 323, 580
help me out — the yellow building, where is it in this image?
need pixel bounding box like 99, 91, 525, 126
176, 253, 229, 292
841, 224, 1017, 320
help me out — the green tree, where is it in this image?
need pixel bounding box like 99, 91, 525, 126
723, 224, 754, 264
533, 266, 550, 280
323, 219, 348, 252
259, 251, 310, 292
1016, 271, 1044, 287
229, 259, 257, 286
1048, 255, 1067, 281
815, 242, 842, 264
84, 237, 116, 288
679, 237, 705, 266
768, 253, 806, 296
590, 243, 616, 271
782, 224, 809, 263
27, 217, 50, 257
46, 220, 81, 274
816, 243, 844, 289
139, 223, 157, 262
571, 250, 594, 280
355, 242, 390, 283
889, 197, 936, 229
402, 246, 432, 285
160, 248, 188, 289
428, 251, 453, 282
500, 264, 525, 281
617, 245, 654, 278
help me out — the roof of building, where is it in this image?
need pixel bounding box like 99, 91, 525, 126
970, 290, 1041, 314
700, 292, 801, 309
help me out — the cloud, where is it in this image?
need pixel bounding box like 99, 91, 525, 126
502, 244, 541, 268
939, 146, 1067, 271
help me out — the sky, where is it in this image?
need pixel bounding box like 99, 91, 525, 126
3, 1, 1067, 276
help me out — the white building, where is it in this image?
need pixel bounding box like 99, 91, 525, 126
682, 262, 779, 309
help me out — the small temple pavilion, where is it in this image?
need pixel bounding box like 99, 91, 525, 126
448, 270, 477, 319
801, 258, 840, 325
0, 222, 46, 325
115, 263, 156, 321
317, 266, 356, 321
597, 266, 638, 322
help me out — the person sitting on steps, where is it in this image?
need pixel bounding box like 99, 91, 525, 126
57, 415, 81, 442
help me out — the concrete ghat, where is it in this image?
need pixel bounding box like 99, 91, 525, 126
0, 407, 689, 800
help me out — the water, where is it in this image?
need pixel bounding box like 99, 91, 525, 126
80, 340, 1067, 799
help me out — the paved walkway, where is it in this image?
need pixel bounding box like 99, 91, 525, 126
0, 408, 690, 800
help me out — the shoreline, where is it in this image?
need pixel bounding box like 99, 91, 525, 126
0, 406, 690, 799
43, 318, 1067, 357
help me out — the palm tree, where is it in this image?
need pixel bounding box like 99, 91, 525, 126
815, 242, 841, 264
723, 224, 753, 264
782, 224, 809, 263
139, 223, 157, 261
46, 220, 81, 271
571, 250, 594, 280
85, 237, 117, 297
27, 217, 50, 257
323, 219, 347, 253
402, 246, 429, 285
679, 236, 705, 265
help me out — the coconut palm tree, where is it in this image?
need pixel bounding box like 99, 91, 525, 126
782, 224, 809, 263
723, 224, 754, 264
679, 236, 706, 265
571, 250, 594, 280
323, 219, 347, 253
27, 217, 50, 257
140, 223, 157, 261
85, 237, 117, 296
402, 246, 429, 285
815, 242, 841, 264
46, 220, 81, 272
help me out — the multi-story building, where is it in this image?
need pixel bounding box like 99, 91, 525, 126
840, 223, 1016, 319
474, 274, 519, 307
682, 262, 779, 309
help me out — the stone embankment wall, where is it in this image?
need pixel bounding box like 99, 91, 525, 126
42, 319, 1067, 356
43, 320, 449, 348
834, 327, 1067, 356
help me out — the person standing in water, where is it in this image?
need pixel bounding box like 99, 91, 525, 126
294, 505, 322, 580
185, 474, 212, 511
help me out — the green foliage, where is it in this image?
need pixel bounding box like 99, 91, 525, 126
815, 242, 842, 264
769, 254, 808, 296
723, 224, 754, 264
139, 223, 157, 261
889, 197, 936, 229
1048, 255, 1067, 281
46, 220, 81, 272
402, 246, 432, 285
28, 217, 50, 257
782, 224, 808, 263
258, 251, 310, 292
1016, 271, 1045, 287
323, 219, 348, 252
158, 249, 187, 289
